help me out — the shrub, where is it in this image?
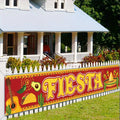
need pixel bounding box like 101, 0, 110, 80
105, 54, 113, 61
31, 60, 40, 72
6, 57, 40, 73
16, 58, 21, 73
111, 51, 119, 60
40, 55, 66, 70
6, 57, 18, 73
83, 49, 120, 63
83, 54, 105, 63
22, 58, 32, 72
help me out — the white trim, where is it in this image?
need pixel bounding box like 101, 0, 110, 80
87, 32, 93, 55
55, 32, 61, 54
72, 32, 77, 63
0, 33, 3, 56
37, 32, 44, 60
17, 32, 24, 60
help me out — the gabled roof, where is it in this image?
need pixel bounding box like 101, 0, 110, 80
0, 1, 108, 33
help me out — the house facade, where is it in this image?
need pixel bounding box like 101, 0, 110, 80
0, 0, 108, 62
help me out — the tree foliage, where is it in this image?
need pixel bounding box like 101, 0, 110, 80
75, 0, 120, 50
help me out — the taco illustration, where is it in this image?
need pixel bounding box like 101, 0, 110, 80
21, 93, 36, 105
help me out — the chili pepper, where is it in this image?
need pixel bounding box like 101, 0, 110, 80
17, 84, 26, 94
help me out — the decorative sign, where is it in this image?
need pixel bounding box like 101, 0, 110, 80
5, 65, 119, 115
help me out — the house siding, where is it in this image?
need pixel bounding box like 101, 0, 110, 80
45, 0, 54, 11
66, 0, 74, 12
0, 0, 5, 9
0, 0, 29, 10
19, 0, 29, 10
0, 0, 74, 12
33, 0, 74, 12
46, 0, 74, 12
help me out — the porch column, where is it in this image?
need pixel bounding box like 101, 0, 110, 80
72, 32, 77, 63
17, 32, 24, 60
58, 0, 61, 10
87, 32, 93, 55
0, 33, 3, 57
37, 32, 44, 60
55, 32, 61, 54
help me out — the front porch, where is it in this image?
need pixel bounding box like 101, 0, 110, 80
0, 32, 93, 62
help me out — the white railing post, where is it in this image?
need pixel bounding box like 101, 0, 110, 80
91, 62, 93, 67
14, 67, 18, 74
34, 66, 38, 72
0, 59, 7, 120
48, 65, 50, 71
96, 62, 98, 66
19, 67, 23, 74
25, 67, 28, 73
52, 65, 55, 71
105, 61, 107, 66
79, 63, 81, 68
114, 60, 116, 64
88, 62, 90, 67
38, 65, 41, 72
98, 62, 100, 66
63, 64, 65, 69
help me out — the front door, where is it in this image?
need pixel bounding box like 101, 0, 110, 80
24, 34, 37, 55
43, 33, 54, 55
27, 35, 36, 54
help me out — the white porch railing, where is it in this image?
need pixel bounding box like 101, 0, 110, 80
24, 55, 41, 60
1, 52, 90, 63
60, 52, 89, 62
5, 60, 120, 75
1, 55, 20, 59
77, 52, 89, 62
60, 53, 74, 62
1, 54, 45, 61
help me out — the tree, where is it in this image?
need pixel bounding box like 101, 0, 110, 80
75, 0, 120, 51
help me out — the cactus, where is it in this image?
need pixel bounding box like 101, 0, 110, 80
38, 93, 44, 107
6, 105, 11, 115
116, 77, 119, 89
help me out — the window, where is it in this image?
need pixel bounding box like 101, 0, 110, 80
61, 3, 64, 9
54, 2, 57, 9
7, 34, 14, 55
8, 34, 13, 46
61, 33, 72, 53
14, 0, 17, 6
78, 33, 87, 52
6, 0, 9, 6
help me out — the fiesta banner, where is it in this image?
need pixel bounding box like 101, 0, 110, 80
5, 65, 119, 115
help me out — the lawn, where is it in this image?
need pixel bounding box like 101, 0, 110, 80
9, 92, 119, 120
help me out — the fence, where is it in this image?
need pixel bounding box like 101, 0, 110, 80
6, 60, 120, 75
0, 60, 120, 120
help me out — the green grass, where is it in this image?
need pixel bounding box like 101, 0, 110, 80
9, 92, 119, 120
